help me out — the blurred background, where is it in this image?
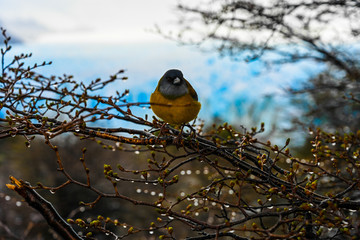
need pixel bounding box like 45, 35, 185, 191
0, 0, 328, 143
1, 0, 359, 239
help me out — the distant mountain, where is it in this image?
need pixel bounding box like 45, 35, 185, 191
0, 21, 23, 44
0, 18, 51, 44
0, 31, 23, 44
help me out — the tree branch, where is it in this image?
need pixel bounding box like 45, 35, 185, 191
6, 176, 83, 240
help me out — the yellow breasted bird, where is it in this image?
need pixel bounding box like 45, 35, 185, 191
150, 69, 201, 125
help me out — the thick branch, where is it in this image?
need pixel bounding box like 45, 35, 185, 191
6, 176, 83, 240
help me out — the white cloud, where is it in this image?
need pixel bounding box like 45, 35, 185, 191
0, 0, 177, 43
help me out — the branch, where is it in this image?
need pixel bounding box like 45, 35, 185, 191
6, 176, 83, 240
186, 232, 249, 240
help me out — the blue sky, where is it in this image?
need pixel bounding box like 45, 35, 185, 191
0, 0, 326, 141
7, 42, 323, 131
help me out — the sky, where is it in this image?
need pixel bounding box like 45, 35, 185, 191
0, 0, 325, 142
0, 0, 177, 44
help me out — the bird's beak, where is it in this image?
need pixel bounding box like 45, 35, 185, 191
173, 77, 181, 84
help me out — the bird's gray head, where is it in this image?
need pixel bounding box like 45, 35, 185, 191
158, 69, 189, 99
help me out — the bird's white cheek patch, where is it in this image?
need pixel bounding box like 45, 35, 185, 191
173, 77, 181, 84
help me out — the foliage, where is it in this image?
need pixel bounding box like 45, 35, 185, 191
1, 28, 360, 240
166, 0, 360, 133
287, 67, 360, 133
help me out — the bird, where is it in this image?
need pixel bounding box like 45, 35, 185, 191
150, 69, 201, 125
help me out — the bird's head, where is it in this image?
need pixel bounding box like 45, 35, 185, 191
158, 69, 188, 99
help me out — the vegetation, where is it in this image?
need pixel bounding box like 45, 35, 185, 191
168, 0, 360, 134
1, 21, 360, 240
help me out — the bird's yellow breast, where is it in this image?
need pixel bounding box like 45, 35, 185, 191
150, 90, 201, 125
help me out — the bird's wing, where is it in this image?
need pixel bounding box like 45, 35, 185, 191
185, 79, 198, 101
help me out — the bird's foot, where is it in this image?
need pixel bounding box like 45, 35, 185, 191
173, 134, 184, 147
172, 125, 185, 148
